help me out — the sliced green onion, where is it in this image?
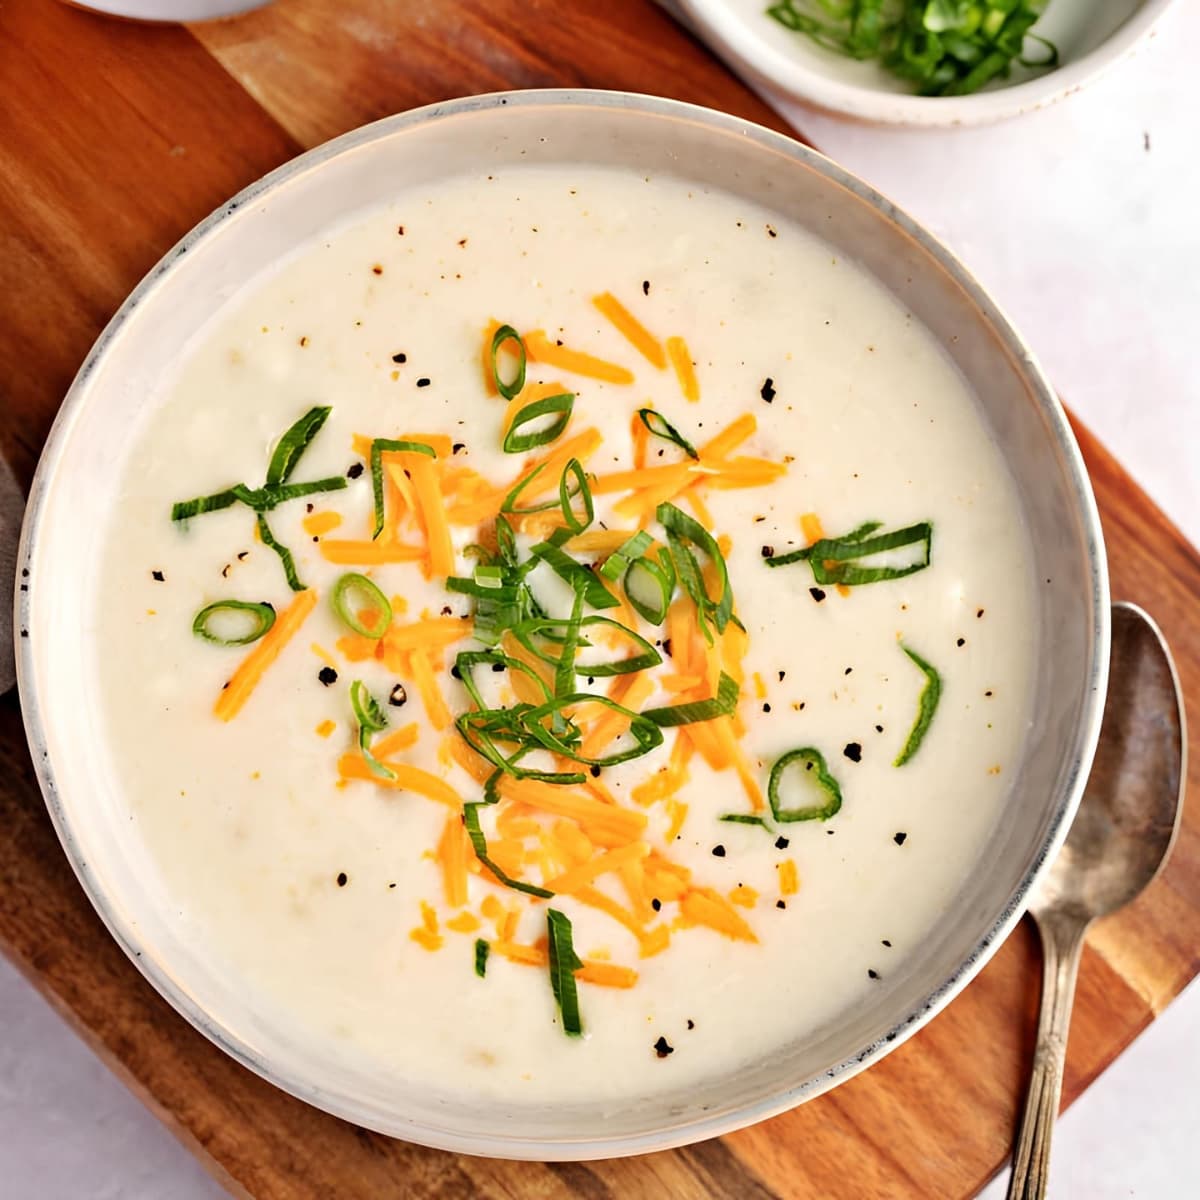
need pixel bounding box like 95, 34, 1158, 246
719, 813, 769, 827
764, 520, 932, 584
491, 324, 527, 401
554, 581, 587, 698
893, 643, 942, 767
638, 408, 698, 460
191, 600, 276, 646
768, 747, 842, 823
474, 938, 490, 978
494, 516, 517, 565
658, 502, 733, 635
266, 406, 332, 487
255, 514, 304, 592
519, 693, 664, 766
369, 438, 436, 540
455, 711, 587, 785
623, 556, 672, 624
463, 802, 554, 898
510, 616, 661, 677
171, 487, 245, 522
558, 459, 593, 534
455, 650, 553, 711
501, 464, 557, 515
331, 572, 392, 639
503, 393, 574, 454
350, 679, 396, 781
171, 478, 346, 522
642, 671, 739, 727
598, 530, 653, 582
546, 909, 584, 1036
528, 541, 620, 611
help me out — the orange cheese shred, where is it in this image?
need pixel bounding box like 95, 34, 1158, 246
576, 961, 638, 989
407, 650, 453, 731
524, 329, 634, 385
592, 292, 666, 369
679, 887, 758, 943
214, 589, 317, 721
665, 335, 700, 402
372, 722, 419, 759
541, 842, 650, 896
437, 813, 470, 908
319, 540, 425, 565
302, 510, 342, 536
336, 755, 462, 807
778, 859, 799, 896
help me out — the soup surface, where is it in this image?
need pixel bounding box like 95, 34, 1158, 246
94, 165, 1035, 1105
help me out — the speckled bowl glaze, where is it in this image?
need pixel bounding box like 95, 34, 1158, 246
16, 91, 1108, 1158
678, 0, 1177, 126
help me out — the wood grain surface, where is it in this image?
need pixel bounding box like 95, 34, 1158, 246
0, 2, 1195, 1197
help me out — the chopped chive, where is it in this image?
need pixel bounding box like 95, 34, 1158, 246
350, 680, 396, 781
623, 555, 673, 624
455, 711, 587, 785
455, 649, 554, 710
558, 459, 594, 534
519, 693, 664, 766
255, 514, 304, 592
554, 581, 588, 698
546, 909, 584, 1036
510, 616, 661, 678
369, 438, 436, 539
474, 938, 490, 978
893, 643, 942, 766
638, 408, 699, 460
528, 540, 620, 611
266, 406, 332, 487
490, 324, 527, 401
642, 671, 739, 727
503, 392, 574, 454
463, 802, 554, 897
191, 599, 276, 646
658, 502, 733, 636
500, 464, 559, 516
768, 746, 843, 823
598, 530, 653, 582
331, 572, 392, 639
765, 520, 932, 583
718, 813, 769, 827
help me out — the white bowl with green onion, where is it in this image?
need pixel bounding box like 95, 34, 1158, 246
679, 0, 1176, 125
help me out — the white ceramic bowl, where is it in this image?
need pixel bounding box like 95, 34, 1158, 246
678, 0, 1177, 126
16, 91, 1108, 1158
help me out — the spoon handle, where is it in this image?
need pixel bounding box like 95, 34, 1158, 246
1006, 908, 1088, 1200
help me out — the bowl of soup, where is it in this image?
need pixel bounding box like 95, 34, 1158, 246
15, 90, 1108, 1158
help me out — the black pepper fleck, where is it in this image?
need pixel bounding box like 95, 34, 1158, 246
882, 939, 892, 947
642, 280, 650, 296
491, 662, 505, 673
774, 836, 789, 850
977, 608, 985, 618
391, 352, 407, 364
389, 683, 408, 707
347, 462, 364, 479
318, 666, 338, 687
894, 832, 907, 846
662, 638, 673, 658
776, 900, 786, 909
875, 724, 884, 733
868, 969, 880, 980
985, 690, 994, 697
844, 742, 862, 763
809, 587, 826, 603
653, 1036, 674, 1059
761, 545, 775, 559
760, 377, 776, 403
957, 637, 966, 647
151, 569, 165, 582
450, 664, 462, 680
686, 1019, 695, 1030
844, 667, 853, 675
416, 377, 431, 388
778, 671, 785, 681
651, 898, 662, 912
711, 844, 726, 858
762, 703, 771, 713
336, 872, 348, 887
452, 442, 466, 454
590, 764, 602, 778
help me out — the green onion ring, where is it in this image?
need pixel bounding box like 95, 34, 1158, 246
491, 324, 527, 401
332, 572, 392, 639
192, 599, 276, 646
503, 393, 574, 454
768, 746, 843, 823
637, 407, 699, 460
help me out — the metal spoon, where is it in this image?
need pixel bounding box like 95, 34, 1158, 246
1006, 601, 1186, 1200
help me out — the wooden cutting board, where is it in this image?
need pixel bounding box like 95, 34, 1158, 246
1, 2, 1196, 1197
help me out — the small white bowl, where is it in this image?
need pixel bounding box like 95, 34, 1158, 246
678, 0, 1177, 126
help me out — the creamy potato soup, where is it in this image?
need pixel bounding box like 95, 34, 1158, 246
96, 166, 1035, 1104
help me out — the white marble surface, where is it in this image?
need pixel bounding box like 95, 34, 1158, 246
2, 6, 1197, 1198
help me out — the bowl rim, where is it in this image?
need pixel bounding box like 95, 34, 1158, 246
678, 0, 1177, 127
15, 87, 1110, 1159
